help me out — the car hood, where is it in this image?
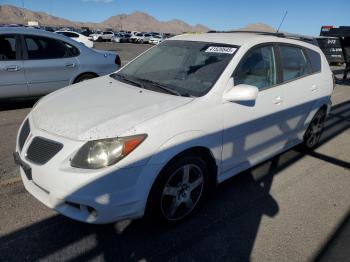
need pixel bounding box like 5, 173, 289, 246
31, 76, 192, 141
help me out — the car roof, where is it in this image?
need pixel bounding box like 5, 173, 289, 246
171, 32, 320, 50
0, 26, 88, 48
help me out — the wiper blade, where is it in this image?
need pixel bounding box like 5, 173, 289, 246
136, 78, 182, 96
110, 73, 143, 88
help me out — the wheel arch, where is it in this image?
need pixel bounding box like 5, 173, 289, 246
144, 145, 218, 220
72, 72, 99, 84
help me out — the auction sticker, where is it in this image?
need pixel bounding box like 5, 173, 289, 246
205, 46, 237, 54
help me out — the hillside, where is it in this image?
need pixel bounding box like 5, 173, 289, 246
0, 5, 209, 33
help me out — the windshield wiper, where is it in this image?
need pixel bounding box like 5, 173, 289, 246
136, 78, 183, 96
110, 73, 144, 88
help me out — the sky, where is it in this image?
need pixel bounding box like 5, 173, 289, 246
1, 0, 349, 36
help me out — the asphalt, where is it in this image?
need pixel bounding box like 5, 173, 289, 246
0, 43, 349, 261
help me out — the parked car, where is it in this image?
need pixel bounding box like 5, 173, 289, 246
112, 33, 131, 43
90, 31, 114, 42
14, 32, 333, 224
0, 27, 120, 99
55, 30, 94, 48
130, 33, 152, 44
149, 35, 165, 45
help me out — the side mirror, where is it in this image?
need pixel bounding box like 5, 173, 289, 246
223, 84, 259, 102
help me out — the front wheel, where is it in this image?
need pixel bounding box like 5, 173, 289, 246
303, 109, 326, 149
146, 155, 208, 223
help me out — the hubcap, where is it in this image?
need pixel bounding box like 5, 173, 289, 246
161, 164, 204, 221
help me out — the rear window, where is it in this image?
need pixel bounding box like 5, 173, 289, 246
279, 45, 312, 82
305, 49, 321, 73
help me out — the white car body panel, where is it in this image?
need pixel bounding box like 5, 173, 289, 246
15, 33, 333, 223
55, 31, 94, 48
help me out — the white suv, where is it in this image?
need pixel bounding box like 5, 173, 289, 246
91, 31, 114, 42
15, 32, 333, 224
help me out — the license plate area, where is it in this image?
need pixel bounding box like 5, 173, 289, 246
13, 152, 32, 180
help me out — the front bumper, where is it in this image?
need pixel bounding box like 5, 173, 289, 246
14, 118, 163, 224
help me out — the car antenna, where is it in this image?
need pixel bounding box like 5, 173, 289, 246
276, 11, 288, 33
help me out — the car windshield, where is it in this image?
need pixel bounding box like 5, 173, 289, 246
111, 40, 238, 97
136, 33, 143, 36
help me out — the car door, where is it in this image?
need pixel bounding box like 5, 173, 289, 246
222, 44, 287, 174
277, 44, 320, 142
22, 34, 79, 96
0, 34, 28, 98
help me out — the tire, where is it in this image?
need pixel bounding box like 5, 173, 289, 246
303, 109, 326, 149
74, 73, 97, 83
146, 154, 209, 224
97, 37, 103, 42
140, 39, 144, 44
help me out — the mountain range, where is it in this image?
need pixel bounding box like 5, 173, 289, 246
0, 5, 276, 34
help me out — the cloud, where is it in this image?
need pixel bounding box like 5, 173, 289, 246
82, 0, 114, 3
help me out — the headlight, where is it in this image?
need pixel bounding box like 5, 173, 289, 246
71, 134, 147, 169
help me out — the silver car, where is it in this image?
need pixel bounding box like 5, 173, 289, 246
0, 27, 120, 99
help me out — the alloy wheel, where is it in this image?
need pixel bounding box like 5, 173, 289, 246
304, 110, 326, 148
160, 164, 204, 221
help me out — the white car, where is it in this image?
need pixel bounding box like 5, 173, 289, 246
91, 31, 114, 42
130, 33, 152, 44
55, 30, 94, 48
149, 35, 165, 45
15, 32, 333, 224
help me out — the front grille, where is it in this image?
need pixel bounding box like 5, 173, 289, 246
26, 137, 63, 165
19, 119, 30, 151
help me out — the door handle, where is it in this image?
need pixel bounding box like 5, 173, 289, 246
311, 84, 318, 91
5, 65, 20, 72
273, 96, 283, 105
65, 63, 76, 68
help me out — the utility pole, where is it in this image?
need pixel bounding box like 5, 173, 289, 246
21, 0, 26, 25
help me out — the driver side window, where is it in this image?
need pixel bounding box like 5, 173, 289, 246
234, 45, 277, 90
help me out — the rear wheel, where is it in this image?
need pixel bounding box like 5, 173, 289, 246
74, 73, 97, 83
303, 109, 326, 149
147, 155, 208, 223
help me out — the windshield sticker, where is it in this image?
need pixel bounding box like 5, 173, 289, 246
205, 46, 237, 54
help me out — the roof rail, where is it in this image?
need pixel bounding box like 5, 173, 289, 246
207, 30, 318, 45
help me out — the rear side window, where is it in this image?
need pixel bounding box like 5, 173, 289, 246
24, 35, 79, 59
305, 49, 321, 73
279, 45, 312, 82
234, 45, 277, 89
0, 35, 17, 60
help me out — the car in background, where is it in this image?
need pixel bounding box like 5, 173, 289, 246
90, 31, 114, 42
0, 27, 121, 99
112, 33, 132, 43
149, 35, 165, 45
55, 30, 94, 48
14, 32, 333, 224
130, 33, 152, 44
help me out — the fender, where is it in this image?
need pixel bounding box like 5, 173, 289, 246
147, 130, 222, 168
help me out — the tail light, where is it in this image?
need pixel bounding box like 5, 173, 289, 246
115, 55, 121, 66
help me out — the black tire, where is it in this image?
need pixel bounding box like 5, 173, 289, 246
303, 109, 326, 149
74, 73, 97, 83
97, 37, 103, 42
146, 154, 209, 224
